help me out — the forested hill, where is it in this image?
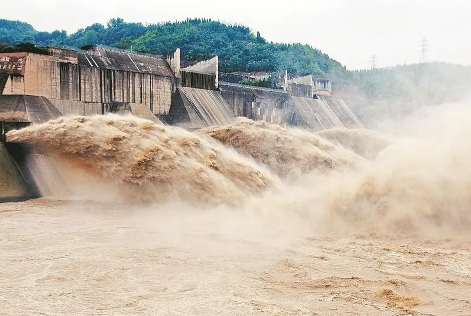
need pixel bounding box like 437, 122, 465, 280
0, 18, 346, 76
343, 62, 471, 125
348, 63, 471, 101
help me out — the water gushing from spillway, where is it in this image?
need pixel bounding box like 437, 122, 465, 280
6, 115, 273, 204
5, 101, 471, 237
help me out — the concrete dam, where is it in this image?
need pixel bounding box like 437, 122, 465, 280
219, 79, 363, 131
0, 95, 63, 201
0, 45, 363, 202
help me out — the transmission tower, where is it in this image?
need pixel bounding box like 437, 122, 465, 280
370, 54, 377, 69
420, 37, 428, 63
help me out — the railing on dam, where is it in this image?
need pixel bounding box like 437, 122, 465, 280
219, 82, 288, 95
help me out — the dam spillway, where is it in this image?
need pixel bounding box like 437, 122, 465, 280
0, 45, 366, 203
0, 142, 32, 202
179, 87, 234, 127
0, 95, 63, 202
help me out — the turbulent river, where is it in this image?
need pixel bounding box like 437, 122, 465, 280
1, 102, 471, 315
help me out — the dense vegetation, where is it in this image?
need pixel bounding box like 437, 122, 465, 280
0, 18, 346, 76
339, 62, 471, 126
238, 78, 272, 88
0, 42, 49, 55
344, 62, 471, 101
2, 18, 471, 115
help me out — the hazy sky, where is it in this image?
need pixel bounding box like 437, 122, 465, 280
1, 0, 470, 70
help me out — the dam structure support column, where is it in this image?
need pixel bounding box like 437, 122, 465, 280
167, 56, 235, 129
0, 95, 63, 202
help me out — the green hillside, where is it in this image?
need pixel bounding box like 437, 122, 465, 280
0, 18, 346, 76
2, 17, 470, 114
335, 62, 471, 108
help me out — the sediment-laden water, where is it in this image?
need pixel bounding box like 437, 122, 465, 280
2, 103, 471, 315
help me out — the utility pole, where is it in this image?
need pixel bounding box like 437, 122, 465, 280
420, 37, 428, 63
370, 54, 377, 69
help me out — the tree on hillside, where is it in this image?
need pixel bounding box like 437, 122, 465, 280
0, 18, 346, 77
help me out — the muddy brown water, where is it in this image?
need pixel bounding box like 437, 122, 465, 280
1, 199, 470, 315
3, 106, 471, 315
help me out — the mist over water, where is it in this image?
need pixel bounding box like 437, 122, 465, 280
6, 101, 471, 238
4, 102, 471, 316
197, 119, 361, 179
7, 115, 272, 205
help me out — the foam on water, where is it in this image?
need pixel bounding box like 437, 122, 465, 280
6, 102, 471, 236
7, 115, 273, 204
198, 118, 361, 179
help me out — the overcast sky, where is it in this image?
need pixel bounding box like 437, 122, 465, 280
1, 0, 470, 70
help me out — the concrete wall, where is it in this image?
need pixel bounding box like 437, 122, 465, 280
319, 96, 364, 128
313, 79, 332, 95
219, 82, 363, 130
50, 99, 102, 116
23, 54, 60, 99
0, 49, 175, 116
290, 96, 331, 130
60, 63, 173, 114
220, 88, 254, 117
0, 143, 29, 201
167, 90, 206, 129
55, 63, 172, 113
0, 95, 61, 124
166, 48, 181, 78
178, 87, 234, 127
0, 53, 26, 76
183, 56, 218, 74
181, 71, 217, 90
287, 75, 332, 97
287, 82, 313, 98
219, 83, 289, 124
2, 75, 25, 94
0, 73, 7, 93
181, 56, 218, 90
